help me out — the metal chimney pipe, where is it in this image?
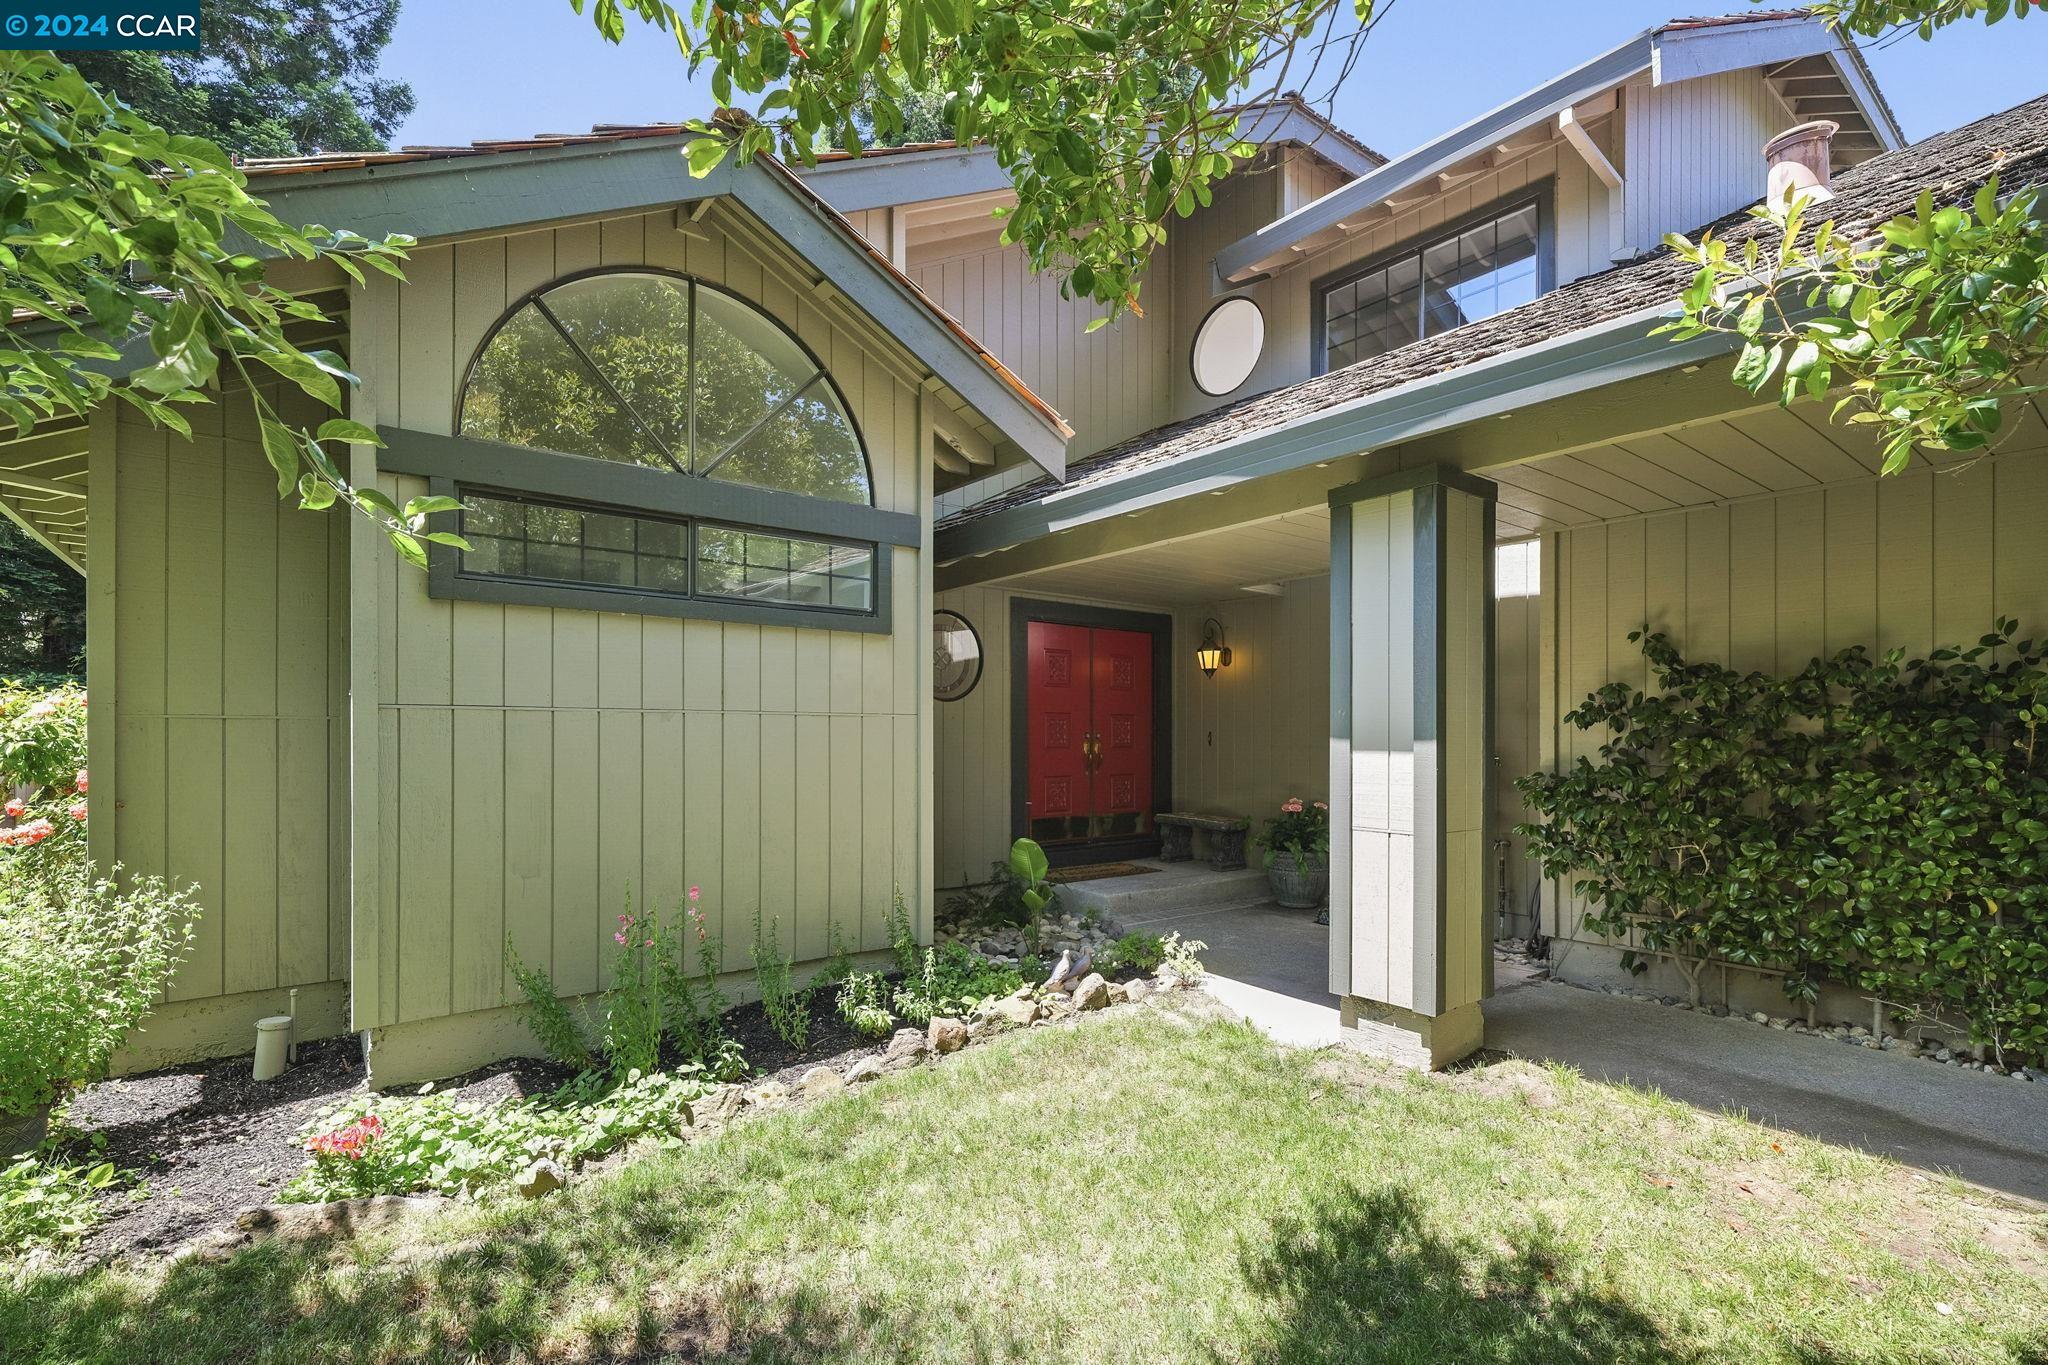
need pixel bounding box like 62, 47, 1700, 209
1764, 120, 1839, 207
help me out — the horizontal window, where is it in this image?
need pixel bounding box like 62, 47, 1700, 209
453, 490, 877, 620
1320, 198, 1543, 373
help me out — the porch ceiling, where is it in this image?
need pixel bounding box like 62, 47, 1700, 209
1492, 390, 2048, 537
0, 416, 89, 572
989, 507, 1333, 608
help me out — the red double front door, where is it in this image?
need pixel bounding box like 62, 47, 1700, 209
1024, 621, 1154, 846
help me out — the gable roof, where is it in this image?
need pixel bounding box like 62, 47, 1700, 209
792, 95, 1384, 214
238, 125, 1074, 476
1212, 10, 1902, 285
936, 90, 2048, 555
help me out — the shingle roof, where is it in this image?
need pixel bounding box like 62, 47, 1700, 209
937, 90, 2048, 534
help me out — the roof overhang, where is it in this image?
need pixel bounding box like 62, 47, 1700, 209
253, 139, 1071, 479
935, 302, 1744, 565
797, 97, 1383, 216
1212, 15, 1904, 286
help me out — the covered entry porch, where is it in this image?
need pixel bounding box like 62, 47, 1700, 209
934, 347, 2048, 1071
934, 454, 1511, 1066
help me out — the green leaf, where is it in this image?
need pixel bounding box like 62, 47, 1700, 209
315, 418, 383, 446
258, 418, 302, 496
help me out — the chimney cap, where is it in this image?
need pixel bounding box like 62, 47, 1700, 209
1763, 119, 1840, 161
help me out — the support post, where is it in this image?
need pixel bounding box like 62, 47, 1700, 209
1328, 466, 1496, 1069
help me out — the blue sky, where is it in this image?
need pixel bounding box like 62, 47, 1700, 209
382, 1, 2043, 156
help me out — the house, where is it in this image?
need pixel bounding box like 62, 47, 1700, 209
8, 11, 2042, 1080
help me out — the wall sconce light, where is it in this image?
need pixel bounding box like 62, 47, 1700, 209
1196, 618, 1232, 678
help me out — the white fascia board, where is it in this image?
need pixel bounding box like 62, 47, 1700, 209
1211, 28, 1658, 285
1649, 17, 1831, 85
1235, 102, 1383, 179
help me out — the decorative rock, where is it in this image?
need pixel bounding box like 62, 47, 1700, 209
695, 1086, 742, 1126
1106, 982, 1129, 1005
1124, 979, 1150, 1005
886, 1028, 929, 1062
742, 1080, 790, 1109
844, 1056, 886, 1085
992, 994, 1041, 1028
1749, 1012, 1770, 1024
800, 1066, 845, 1097
517, 1158, 567, 1199
1072, 973, 1111, 1011
928, 1016, 968, 1054
1936, 1048, 1954, 1063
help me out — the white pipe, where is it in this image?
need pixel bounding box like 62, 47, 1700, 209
253, 1015, 293, 1082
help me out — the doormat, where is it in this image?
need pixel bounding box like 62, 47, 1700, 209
1048, 863, 1162, 884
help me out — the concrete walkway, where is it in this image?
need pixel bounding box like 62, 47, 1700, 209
1485, 973, 2048, 1204
1066, 867, 2048, 1204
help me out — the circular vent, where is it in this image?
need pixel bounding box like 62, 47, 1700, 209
1190, 296, 1265, 397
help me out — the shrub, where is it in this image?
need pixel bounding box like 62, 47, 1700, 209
835, 970, 894, 1039
1158, 932, 1207, 985
893, 941, 1025, 1025
508, 886, 749, 1082
0, 1154, 113, 1258
1256, 797, 1329, 868
656, 886, 733, 1072
751, 908, 810, 1051
1518, 622, 2048, 1065
0, 848, 198, 1120
942, 842, 1061, 936
284, 1068, 710, 1202
1097, 931, 1167, 976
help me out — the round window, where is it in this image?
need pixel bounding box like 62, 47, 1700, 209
1190, 296, 1265, 396
932, 610, 983, 702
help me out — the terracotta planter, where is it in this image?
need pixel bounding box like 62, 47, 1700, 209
1267, 852, 1329, 910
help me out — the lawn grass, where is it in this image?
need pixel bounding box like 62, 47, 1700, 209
5, 1000, 2044, 1363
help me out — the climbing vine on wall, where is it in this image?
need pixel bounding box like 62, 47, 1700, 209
1516, 621, 2048, 1066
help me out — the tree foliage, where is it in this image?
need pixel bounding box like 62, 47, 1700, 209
575, 0, 1376, 319
1518, 624, 2048, 1066
1813, 0, 2039, 38
0, 522, 82, 679
1659, 181, 2048, 475
0, 51, 454, 566
67, 0, 414, 158
1666, 0, 2047, 475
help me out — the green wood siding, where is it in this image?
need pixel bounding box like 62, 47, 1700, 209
98, 387, 350, 1004
350, 209, 933, 1031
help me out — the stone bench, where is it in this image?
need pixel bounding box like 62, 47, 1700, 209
1155, 811, 1251, 871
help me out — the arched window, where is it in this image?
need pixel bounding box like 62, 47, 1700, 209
431, 271, 902, 627
461, 272, 871, 503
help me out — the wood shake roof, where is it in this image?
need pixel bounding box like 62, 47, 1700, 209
938, 91, 2048, 533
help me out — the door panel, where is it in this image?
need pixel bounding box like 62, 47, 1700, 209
1024, 620, 1156, 847
1026, 621, 1094, 845
1089, 627, 1154, 840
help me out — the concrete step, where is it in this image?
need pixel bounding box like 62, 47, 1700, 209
1054, 861, 1275, 925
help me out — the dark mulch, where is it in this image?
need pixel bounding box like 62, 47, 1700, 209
60, 1041, 571, 1264
54, 987, 914, 1265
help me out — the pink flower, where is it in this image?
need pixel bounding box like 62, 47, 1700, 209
74, 770, 87, 793
307, 1114, 382, 1161
15, 819, 53, 845
644, 938, 655, 949
1282, 798, 1305, 814
617, 914, 632, 925
688, 885, 701, 902
68, 802, 87, 821
1313, 801, 1328, 811
614, 931, 629, 945
3, 799, 22, 820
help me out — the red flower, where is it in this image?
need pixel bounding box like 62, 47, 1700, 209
15, 819, 54, 845
782, 27, 808, 58
3, 799, 22, 819
68, 802, 87, 821
74, 769, 87, 794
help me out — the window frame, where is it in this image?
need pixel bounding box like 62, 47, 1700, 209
1310, 179, 1556, 378
457, 265, 878, 502
420, 477, 898, 633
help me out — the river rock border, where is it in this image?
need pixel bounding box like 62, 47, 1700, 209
1516, 950, 2038, 1084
